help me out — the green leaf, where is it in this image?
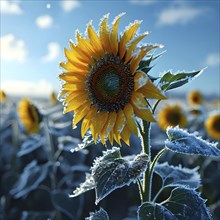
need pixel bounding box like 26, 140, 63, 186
163, 187, 212, 220
159, 69, 204, 91
138, 202, 177, 220
92, 147, 148, 204
154, 162, 200, 189
85, 208, 109, 220
165, 127, 220, 157
71, 173, 96, 197
70, 134, 99, 153
138, 187, 212, 220
10, 161, 51, 198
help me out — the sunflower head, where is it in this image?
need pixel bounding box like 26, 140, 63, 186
58, 13, 166, 146
18, 98, 41, 134
205, 113, 220, 140
157, 104, 187, 131
0, 90, 6, 104
50, 91, 57, 105
187, 90, 203, 106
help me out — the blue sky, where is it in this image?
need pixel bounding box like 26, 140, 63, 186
1, 0, 219, 98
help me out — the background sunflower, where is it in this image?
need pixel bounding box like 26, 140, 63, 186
157, 104, 187, 130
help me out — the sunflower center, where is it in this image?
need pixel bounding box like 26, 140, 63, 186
87, 54, 134, 112
96, 69, 120, 100
166, 112, 181, 125
213, 117, 220, 132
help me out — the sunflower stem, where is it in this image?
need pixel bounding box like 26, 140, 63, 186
141, 120, 151, 202
140, 99, 163, 203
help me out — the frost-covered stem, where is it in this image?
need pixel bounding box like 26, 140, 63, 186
137, 178, 144, 203
43, 117, 56, 189
140, 120, 151, 202
149, 147, 167, 182
140, 99, 163, 202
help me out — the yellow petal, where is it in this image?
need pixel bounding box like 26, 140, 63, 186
119, 21, 142, 59
123, 103, 138, 136
138, 80, 167, 100
63, 83, 85, 91
108, 130, 114, 146
66, 92, 88, 108
130, 91, 158, 122
73, 100, 91, 126
125, 32, 149, 63
69, 41, 93, 64
87, 24, 104, 57
110, 12, 125, 56
59, 73, 86, 83
91, 112, 108, 142
130, 45, 159, 74
81, 106, 98, 137
121, 125, 131, 146
113, 133, 122, 146
57, 89, 68, 100
99, 14, 112, 54
100, 112, 117, 144
134, 71, 149, 91
60, 61, 88, 73
63, 90, 86, 104
113, 109, 126, 134
76, 31, 97, 59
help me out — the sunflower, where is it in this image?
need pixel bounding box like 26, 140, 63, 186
18, 98, 40, 134
58, 13, 166, 145
187, 90, 203, 106
157, 104, 187, 131
0, 90, 6, 104
50, 91, 57, 105
205, 113, 220, 140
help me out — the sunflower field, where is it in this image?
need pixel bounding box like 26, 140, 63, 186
1, 13, 220, 220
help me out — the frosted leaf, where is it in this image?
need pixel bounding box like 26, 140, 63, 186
70, 173, 95, 197
138, 202, 177, 220
154, 162, 200, 189
10, 161, 51, 198
163, 187, 212, 220
91, 147, 148, 204
70, 134, 99, 153
138, 187, 212, 220
165, 126, 220, 157
85, 208, 109, 220
159, 69, 204, 91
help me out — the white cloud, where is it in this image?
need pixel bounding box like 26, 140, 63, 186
205, 53, 220, 67
157, 5, 203, 26
35, 15, 53, 29
1, 80, 55, 98
41, 42, 60, 62
0, 0, 22, 14
60, 0, 81, 12
0, 34, 27, 62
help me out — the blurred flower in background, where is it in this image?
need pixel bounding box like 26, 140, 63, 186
18, 98, 41, 134
157, 104, 187, 130
187, 90, 203, 106
50, 91, 57, 105
0, 90, 7, 104
205, 112, 220, 141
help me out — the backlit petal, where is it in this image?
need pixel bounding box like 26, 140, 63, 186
99, 14, 112, 54
123, 103, 138, 136
138, 80, 166, 100
125, 32, 149, 63
110, 12, 125, 56
87, 24, 104, 57
121, 125, 131, 146
119, 21, 141, 59
134, 71, 149, 91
